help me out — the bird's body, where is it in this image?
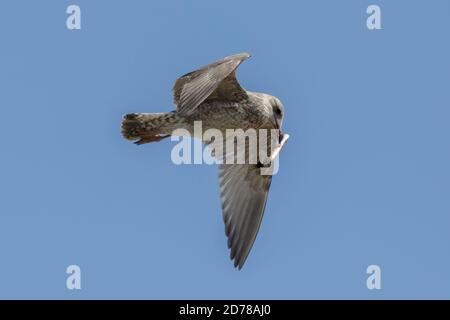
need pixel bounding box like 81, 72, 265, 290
183, 93, 271, 133
121, 53, 288, 269
124, 92, 276, 141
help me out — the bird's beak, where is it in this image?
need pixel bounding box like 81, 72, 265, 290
279, 131, 289, 147
270, 130, 289, 162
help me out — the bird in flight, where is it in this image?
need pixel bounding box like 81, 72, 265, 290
121, 53, 288, 269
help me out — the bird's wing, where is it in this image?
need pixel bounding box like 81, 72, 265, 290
173, 53, 250, 116
218, 163, 272, 269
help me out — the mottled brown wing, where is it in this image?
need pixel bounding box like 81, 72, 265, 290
218, 164, 272, 269
172, 53, 250, 116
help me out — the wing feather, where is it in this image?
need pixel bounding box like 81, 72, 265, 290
173, 53, 250, 115
219, 164, 272, 269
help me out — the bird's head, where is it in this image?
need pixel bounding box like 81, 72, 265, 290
251, 92, 287, 144
267, 95, 287, 144
269, 96, 284, 129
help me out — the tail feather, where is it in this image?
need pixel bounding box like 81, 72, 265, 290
121, 112, 178, 145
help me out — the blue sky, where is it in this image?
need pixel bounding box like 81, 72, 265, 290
0, 0, 449, 299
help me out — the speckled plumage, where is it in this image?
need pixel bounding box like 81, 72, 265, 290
121, 53, 288, 269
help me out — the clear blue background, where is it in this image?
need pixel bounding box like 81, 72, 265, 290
0, 0, 449, 299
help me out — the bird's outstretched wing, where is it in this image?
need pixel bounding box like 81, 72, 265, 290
218, 164, 272, 269
173, 53, 250, 116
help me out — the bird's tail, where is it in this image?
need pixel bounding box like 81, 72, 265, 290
121, 112, 181, 145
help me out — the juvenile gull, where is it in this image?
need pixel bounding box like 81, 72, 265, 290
121, 53, 289, 269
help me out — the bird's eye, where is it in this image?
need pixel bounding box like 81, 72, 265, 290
274, 107, 282, 117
